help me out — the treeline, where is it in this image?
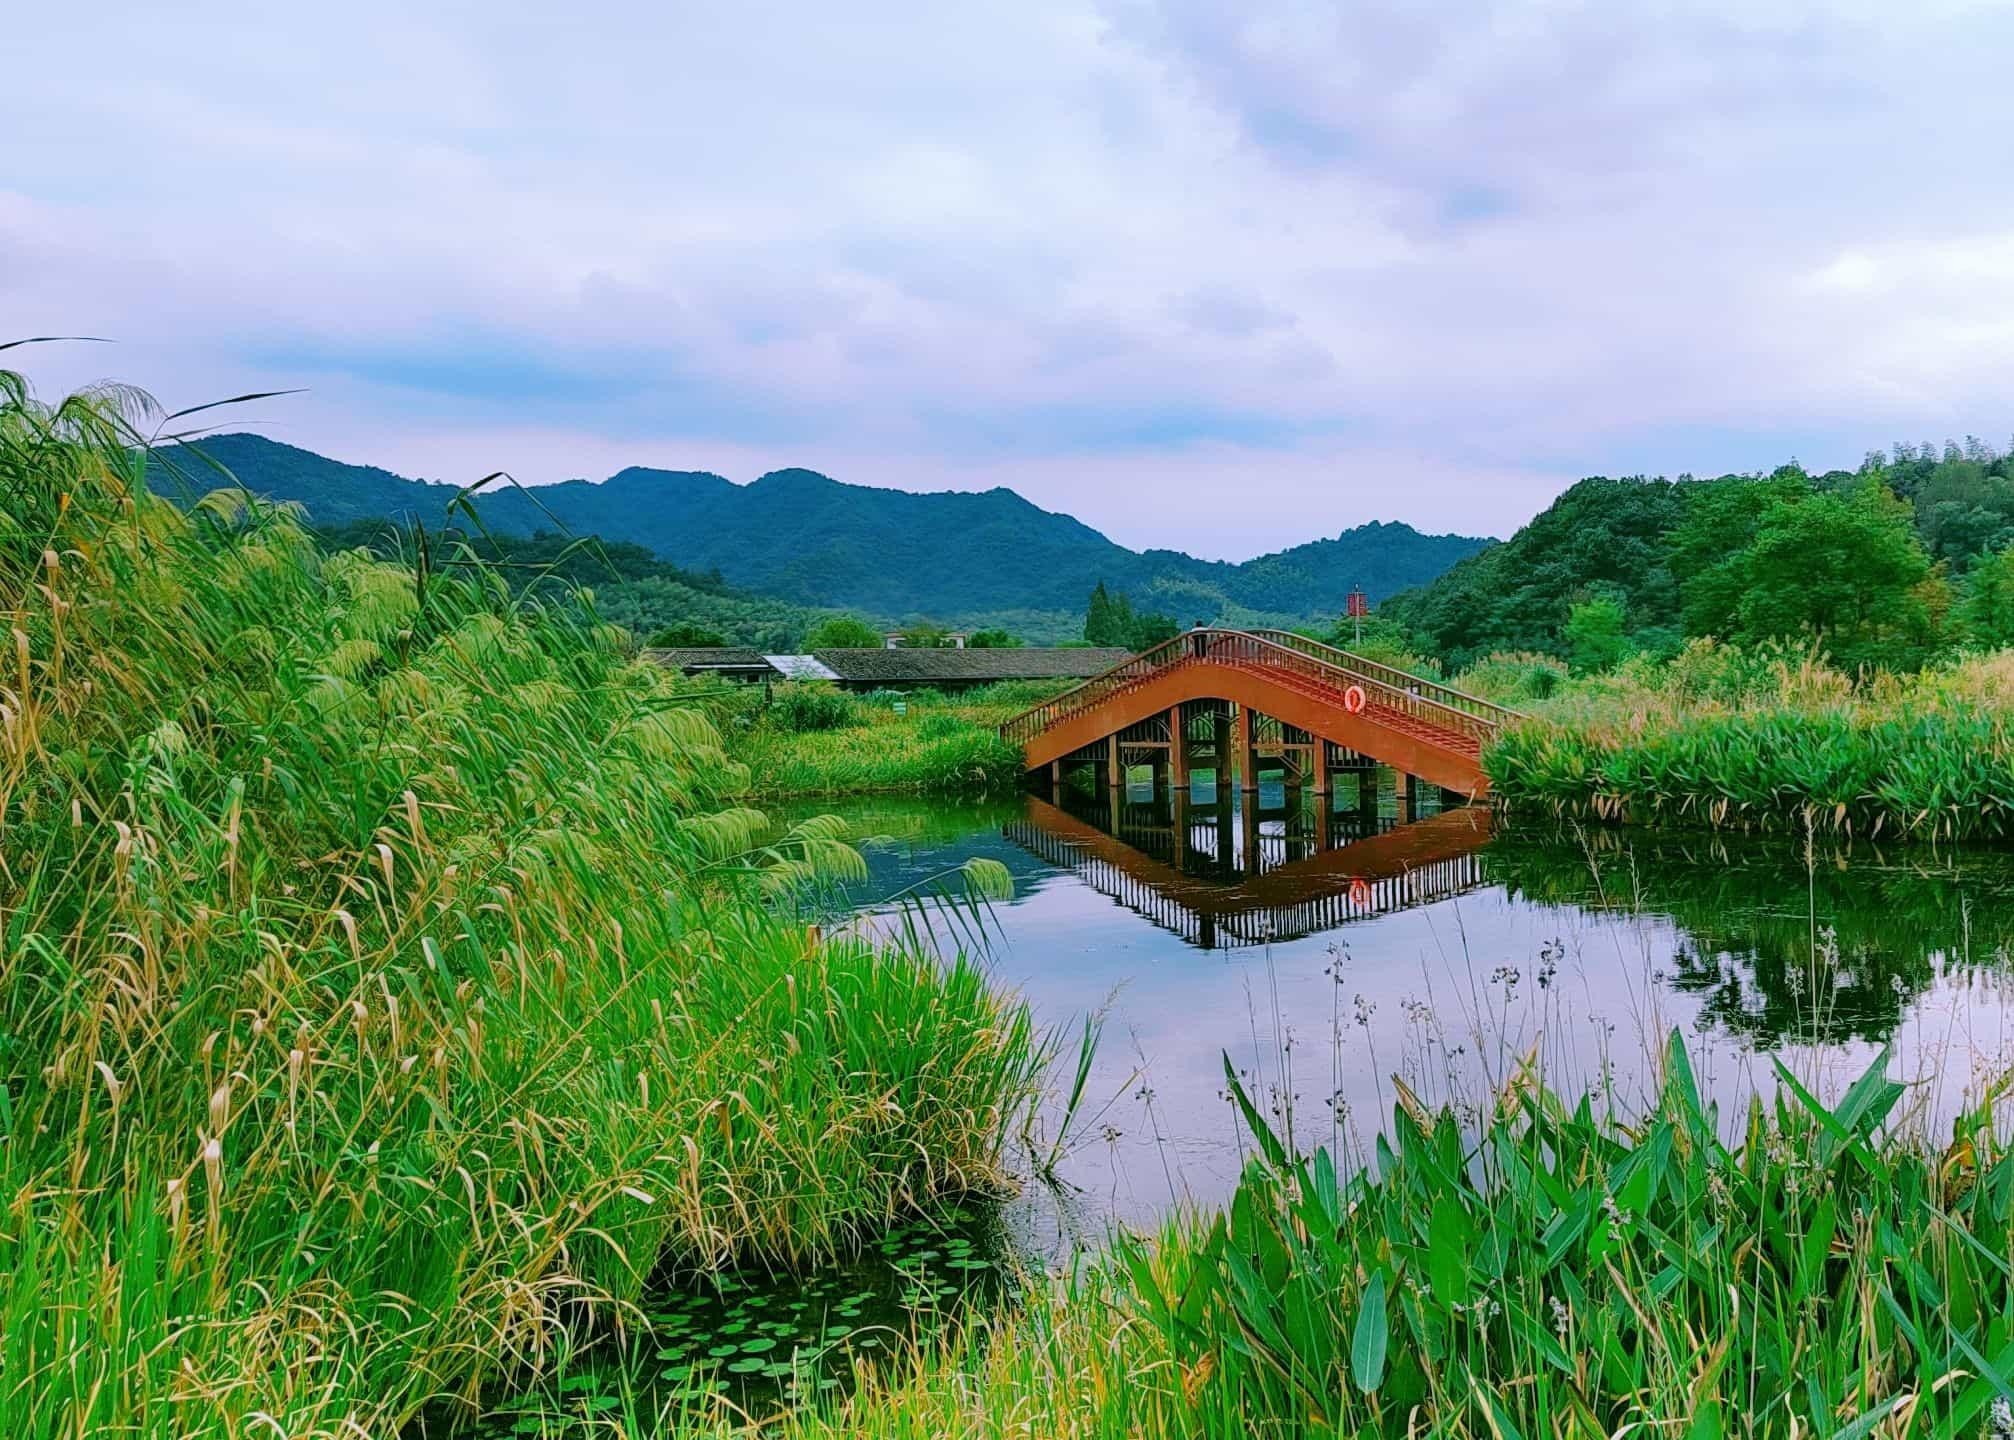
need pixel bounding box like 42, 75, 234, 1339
1083, 580, 1179, 649
313, 517, 739, 592
1380, 437, 2014, 674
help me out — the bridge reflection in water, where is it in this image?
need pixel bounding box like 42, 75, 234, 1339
1005, 773, 1492, 950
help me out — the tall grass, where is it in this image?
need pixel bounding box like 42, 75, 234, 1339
1486, 643, 2014, 839
0, 372, 1043, 1437
729, 687, 1035, 798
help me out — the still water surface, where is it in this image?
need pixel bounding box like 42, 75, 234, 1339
790, 771, 2014, 1246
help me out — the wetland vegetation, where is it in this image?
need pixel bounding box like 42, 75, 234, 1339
718, 682, 1050, 798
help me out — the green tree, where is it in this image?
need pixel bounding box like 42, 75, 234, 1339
802, 614, 883, 649
1565, 596, 1630, 673
1669, 471, 1812, 640
899, 621, 953, 648
1722, 481, 1939, 671
1962, 544, 2014, 647
967, 627, 1019, 647
1084, 581, 1120, 646
1128, 610, 1179, 648
644, 621, 727, 648
1912, 460, 2014, 569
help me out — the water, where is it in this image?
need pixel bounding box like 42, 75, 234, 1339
788, 771, 2014, 1246
458, 773, 2014, 1430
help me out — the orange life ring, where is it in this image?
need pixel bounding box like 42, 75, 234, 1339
1343, 684, 1367, 714
1348, 877, 1371, 907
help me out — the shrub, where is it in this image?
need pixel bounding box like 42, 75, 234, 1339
1455, 651, 1567, 705
769, 682, 860, 732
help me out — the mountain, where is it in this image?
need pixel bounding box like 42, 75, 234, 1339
146, 434, 1494, 636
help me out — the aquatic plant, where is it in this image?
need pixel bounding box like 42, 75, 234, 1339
677, 1034, 2014, 1440
1487, 703, 2014, 839
0, 370, 1042, 1436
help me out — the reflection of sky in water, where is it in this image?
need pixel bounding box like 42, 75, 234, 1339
772, 794, 2014, 1244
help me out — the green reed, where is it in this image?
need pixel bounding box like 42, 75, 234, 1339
0, 372, 1044, 1437
1487, 704, 2014, 840
732, 696, 1027, 798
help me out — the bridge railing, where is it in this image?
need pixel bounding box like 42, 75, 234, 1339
1248, 630, 1517, 727
998, 630, 1194, 746
998, 628, 1519, 749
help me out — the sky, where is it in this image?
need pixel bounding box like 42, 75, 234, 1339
6, 1, 2014, 558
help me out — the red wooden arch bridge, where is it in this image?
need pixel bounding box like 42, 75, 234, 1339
999, 628, 1516, 801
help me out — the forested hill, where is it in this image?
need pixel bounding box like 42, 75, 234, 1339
1380, 438, 2014, 671
145, 433, 1491, 630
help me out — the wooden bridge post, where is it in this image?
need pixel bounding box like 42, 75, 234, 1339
1312, 737, 1329, 796
1234, 706, 1255, 791
1167, 705, 1187, 791
1211, 707, 1228, 791
1393, 770, 1412, 825
1240, 788, 1260, 873
1107, 735, 1121, 789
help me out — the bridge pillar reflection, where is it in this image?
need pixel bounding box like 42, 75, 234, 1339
1240, 788, 1260, 873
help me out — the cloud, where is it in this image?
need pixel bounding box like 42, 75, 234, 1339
5, 0, 2014, 557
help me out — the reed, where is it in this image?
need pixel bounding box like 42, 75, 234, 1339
731, 688, 1035, 798
0, 372, 1043, 1437
1484, 644, 2014, 840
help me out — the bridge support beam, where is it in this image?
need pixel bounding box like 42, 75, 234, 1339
1107, 735, 1121, 788
1394, 770, 1412, 825
1312, 737, 1329, 795
1235, 706, 1254, 791
1167, 705, 1187, 791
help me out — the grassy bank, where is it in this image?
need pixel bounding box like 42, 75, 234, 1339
726, 682, 1059, 797
648, 1032, 2014, 1438
1477, 642, 2014, 840
0, 376, 1042, 1436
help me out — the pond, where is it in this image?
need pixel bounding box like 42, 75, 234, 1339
787, 766, 2014, 1246
455, 766, 2014, 1431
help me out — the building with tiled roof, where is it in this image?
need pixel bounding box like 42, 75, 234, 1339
643, 645, 1133, 691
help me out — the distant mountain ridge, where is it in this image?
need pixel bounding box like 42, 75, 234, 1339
147, 434, 1494, 633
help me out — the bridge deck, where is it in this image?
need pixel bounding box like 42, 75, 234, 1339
1001, 629, 1516, 798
